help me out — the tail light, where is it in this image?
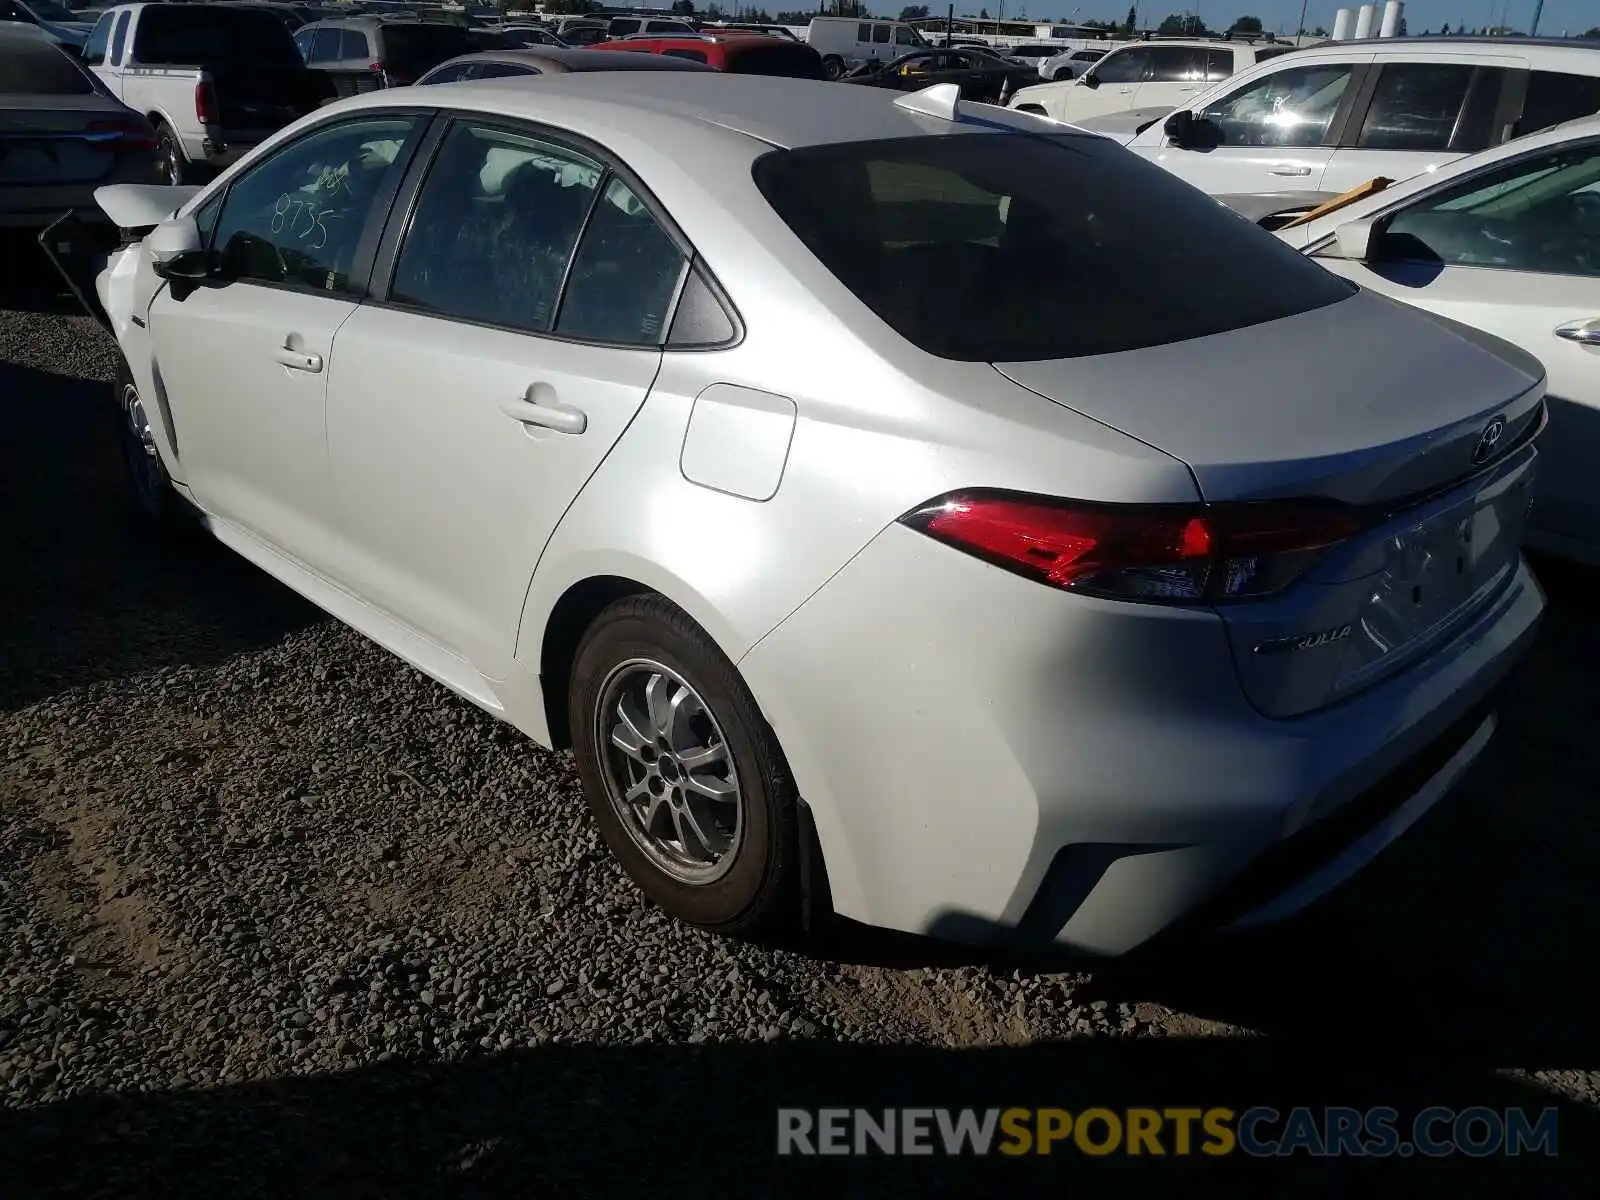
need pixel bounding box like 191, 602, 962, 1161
195, 81, 219, 125
85, 117, 156, 151
899, 490, 1364, 604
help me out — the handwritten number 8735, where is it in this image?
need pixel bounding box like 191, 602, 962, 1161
270, 192, 337, 251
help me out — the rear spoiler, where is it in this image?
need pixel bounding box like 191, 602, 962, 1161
94, 182, 205, 234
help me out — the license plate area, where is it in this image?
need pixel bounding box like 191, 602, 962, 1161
1334, 460, 1533, 693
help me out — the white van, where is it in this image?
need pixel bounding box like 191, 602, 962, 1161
806, 16, 925, 80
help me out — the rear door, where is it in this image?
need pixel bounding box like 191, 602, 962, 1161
324, 118, 688, 671
1322, 57, 1523, 194
1311, 135, 1600, 562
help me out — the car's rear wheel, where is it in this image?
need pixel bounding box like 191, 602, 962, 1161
154, 123, 197, 186
569, 594, 800, 936
115, 357, 189, 533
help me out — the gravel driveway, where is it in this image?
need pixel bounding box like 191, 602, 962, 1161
2, 266, 1598, 1195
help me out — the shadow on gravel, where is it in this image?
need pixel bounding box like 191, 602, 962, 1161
1, 1039, 1595, 1198
0, 358, 322, 713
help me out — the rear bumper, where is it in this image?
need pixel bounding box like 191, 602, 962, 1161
184, 129, 279, 169
739, 523, 1544, 957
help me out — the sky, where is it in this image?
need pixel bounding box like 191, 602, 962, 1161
989, 0, 1595, 35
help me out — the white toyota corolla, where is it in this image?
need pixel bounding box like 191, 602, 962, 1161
66, 76, 1547, 957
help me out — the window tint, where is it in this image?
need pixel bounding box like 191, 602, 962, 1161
873, 24, 890, 44
421, 61, 472, 83
134, 7, 301, 68
856, 23, 871, 41
391, 123, 600, 332
1201, 63, 1353, 148
1204, 48, 1232, 80
340, 29, 369, 60
0, 37, 93, 93
1356, 63, 1478, 152
753, 135, 1353, 362
1091, 47, 1146, 85
212, 115, 417, 293
308, 26, 340, 63
894, 24, 918, 44
1146, 46, 1202, 84
379, 24, 476, 77
473, 61, 535, 78
1378, 141, 1600, 278
667, 267, 736, 347
109, 11, 130, 66
665, 48, 707, 62
556, 176, 685, 345
294, 27, 313, 59
610, 18, 639, 35
81, 12, 111, 67
1517, 71, 1600, 139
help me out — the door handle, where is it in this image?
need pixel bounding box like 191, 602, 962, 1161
1270, 165, 1313, 177
273, 345, 323, 372
1555, 319, 1600, 346
500, 393, 587, 435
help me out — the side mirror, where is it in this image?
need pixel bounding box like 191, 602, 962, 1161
146, 215, 201, 264
1079, 73, 1099, 88
1163, 108, 1195, 146
151, 248, 224, 284
1332, 218, 1377, 262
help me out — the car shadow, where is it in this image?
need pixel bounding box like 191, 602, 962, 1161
0, 1038, 1593, 1197
0, 358, 322, 714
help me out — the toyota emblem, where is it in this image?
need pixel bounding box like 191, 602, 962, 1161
1472, 416, 1507, 466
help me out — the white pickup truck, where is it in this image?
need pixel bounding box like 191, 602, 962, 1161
80, 2, 332, 184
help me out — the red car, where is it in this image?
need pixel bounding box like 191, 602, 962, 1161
593, 33, 825, 79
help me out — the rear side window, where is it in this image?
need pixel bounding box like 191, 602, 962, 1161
340, 29, 369, 60
856, 23, 871, 41
726, 44, 825, 79
752, 134, 1354, 362
1204, 48, 1232, 80
1517, 70, 1600, 138
309, 25, 340, 63
873, 24, 890, 44
1145, 46, 1202, 83
473, 62, 535, 78
666, 48, 708, 63
0, 38, 93, 94
1356, 63, 1485, 152
555, 176, 686, 345
380, 24, 476, 77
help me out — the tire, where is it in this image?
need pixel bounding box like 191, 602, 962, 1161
115, 356, 191, 535
569, 594, 800, 937
822, 55, 845, 81
154, 123, 197, 186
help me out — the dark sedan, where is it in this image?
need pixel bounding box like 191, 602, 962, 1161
839, 48, 1036, 103
415, 46, 714, 84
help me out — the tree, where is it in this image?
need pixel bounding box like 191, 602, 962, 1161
1157, 12, 1204, 35
1228, 13, 1262, 33
671, 0, 695, 13
1122, 3, 1137, 32
1311, 24, 1326, 34
774, 8, 813, 20
898, 4, 929, 17
979, 6, 989, 16
540, 0, 595, 12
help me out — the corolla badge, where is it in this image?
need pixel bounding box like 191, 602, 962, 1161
1472, 416, 1507, 466
1252, 623, 1353, 655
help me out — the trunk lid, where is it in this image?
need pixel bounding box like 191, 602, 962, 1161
995, 290, 1546, 717
0, 95, 133, 185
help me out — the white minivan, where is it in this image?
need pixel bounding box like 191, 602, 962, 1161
806, 16, 924, 80
1121, 37, 1600, 198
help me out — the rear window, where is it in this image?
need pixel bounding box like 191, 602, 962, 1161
380, 23, 477, 73
0, 38, 94, 94
725, 43, 824, 79
133, 7, 302, 67
752, 134, 1354, 362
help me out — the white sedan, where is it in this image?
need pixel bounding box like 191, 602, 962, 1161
1261, 115, 1600, 566
70, 77, 1546, 957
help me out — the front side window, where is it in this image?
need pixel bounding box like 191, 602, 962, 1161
753, 134, 1354, 362
1089, 46, 1148, 85
391, 123, 602, 332
211, 115, 418, 293
1376, 141, 1600, 278
873, 23, 890, 44
1145, 46, 1203, 84
1355, 63, 1481, 152
81, 12, 111, 66
473, 62, 536, 78
108, 11, 129, 66
293, 26, 313, 60
555, 176, 685, 345
894, 24, 918, 45
420, 62, 472, 83
1200, 63, 1354, 148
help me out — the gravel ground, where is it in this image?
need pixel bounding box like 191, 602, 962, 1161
2, 261, 1599, 1196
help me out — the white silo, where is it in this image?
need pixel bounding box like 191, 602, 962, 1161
1379, 0, 1404, 36
1353, 2, 1377, 37
1331, 7, 1354, 38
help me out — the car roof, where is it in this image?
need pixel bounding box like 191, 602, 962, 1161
429, 47, 716, 73
350, 71, 1075, 150
1281, 35, 1600, 61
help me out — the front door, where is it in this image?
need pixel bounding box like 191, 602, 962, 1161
1314, 137, 1600, 557
324, 119, 689, 671
1058, 44, 1151, 122
1152, 58, 1366, 196
145, 111, 423, 567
